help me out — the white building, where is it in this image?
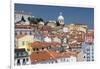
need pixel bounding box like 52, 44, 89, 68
15, 21, 34, 35
82, 43, 94, 61
15, 29, 34, 35
44, 56, 77, 64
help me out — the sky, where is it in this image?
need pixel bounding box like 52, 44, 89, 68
15, 3, 94, 29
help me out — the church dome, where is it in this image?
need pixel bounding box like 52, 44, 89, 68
58, 12, 64, 20
58, 12, 64, 25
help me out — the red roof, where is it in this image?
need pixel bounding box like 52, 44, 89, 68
30, 51, 53, 64
16, 34, 26, 39
30, 50, 79, 64
29, 41, 62, 48
28, 41, 50, 48
15, 24, 31, 29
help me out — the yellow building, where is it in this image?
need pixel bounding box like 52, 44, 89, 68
16, 35, 34, 55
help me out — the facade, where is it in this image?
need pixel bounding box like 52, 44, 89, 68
81, 43, 94, 61
15, 35, 34, 55
14, 48, 31, 65
15, 22, 34, 35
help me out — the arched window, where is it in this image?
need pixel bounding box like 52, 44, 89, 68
17, 59, 20, 65
23, 59, 26, 65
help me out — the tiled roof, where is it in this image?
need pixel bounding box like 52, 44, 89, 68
16, 34, 26, 39
28, 41, 62, 48
28, 41, 50, 48
15, 24, 31, 29
30, 51, 52, 64
30, 50, 79, 64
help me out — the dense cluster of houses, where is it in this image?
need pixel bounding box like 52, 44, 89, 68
14, 10, 94, 65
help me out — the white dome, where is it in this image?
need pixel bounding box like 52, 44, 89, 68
58, 12, 64, 20
58, 15, 64, 20
58, 12, 64, 25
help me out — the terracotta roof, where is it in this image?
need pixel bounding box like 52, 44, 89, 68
30, 50, 79, 64
16, 34, 26, 39
15, 24, 31, 29
28, 41, 50, 48
30, 51, 52, 64
28, 41, 62, 48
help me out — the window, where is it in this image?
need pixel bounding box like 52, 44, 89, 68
87, 53, 90, 55
17, 59, 20, 65
26, 58, 29, 62
23, 59, 26, 65
92, 56, 94, 58
92, 59, 94, 61
22, 41, 25, 46
33, 48, 35, 51
30, 31, 32, 35
36, 48, 39, 51
55, 60, 58, 63
25, 32, 27, 35
42, 48, 44, 50
87, 49, 90, 51
20, 31, 22, 35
